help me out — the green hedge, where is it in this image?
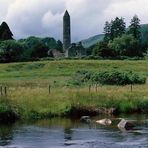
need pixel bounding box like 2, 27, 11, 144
69, 70, 146, 86
91, 71, 146, 85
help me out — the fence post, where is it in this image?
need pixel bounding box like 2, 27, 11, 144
95, 84, 98, 92
49, 85, 51, 94
0, 86, 2, 96
89, 85, 91, 93
131, 84, 133, 92
4, 86, 7, 96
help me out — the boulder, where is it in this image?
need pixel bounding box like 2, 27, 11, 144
96, 118, 112, 125
118, 119, 135, 131
80, 116, 91, 123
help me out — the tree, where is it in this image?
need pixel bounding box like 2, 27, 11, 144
108, 34, 142, 57
128, 15, 141, 41
0, 22, 13, 41
92, 41, 115, 57
104, 21, 111, 43
0, 40, 24, 62
18, 36, 60, 59
110, 17, 126, 40
103, 17, 126, 42
31, 42, 49, 58
41, 37, 57, 49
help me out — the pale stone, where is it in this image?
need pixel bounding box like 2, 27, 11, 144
118, 119, 135, 130
96, 118, 112, 125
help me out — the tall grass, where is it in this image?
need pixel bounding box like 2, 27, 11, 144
0, 60, 148, 120
0, 84, 147, 120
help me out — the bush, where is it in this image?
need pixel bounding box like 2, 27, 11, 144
69, 70, 146, 86
108, 34, 143, 57
0, 40, 25, 62
68, 70, 93, 86
92, 71, 146, 85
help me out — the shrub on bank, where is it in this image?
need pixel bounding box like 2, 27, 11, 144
68, 70, 93, 86
0, 97, 19, 122
69, 70, 146, 86
92, 71, 146, 85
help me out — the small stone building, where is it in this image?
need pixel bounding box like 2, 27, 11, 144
65, 42, 86, 57
48, 49, 64, 58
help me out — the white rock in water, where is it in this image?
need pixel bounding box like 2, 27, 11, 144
118, 119, 135, 131
96, 118, 112, 125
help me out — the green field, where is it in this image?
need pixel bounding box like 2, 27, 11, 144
0, 60, 148, 83
0, 60, 148, 120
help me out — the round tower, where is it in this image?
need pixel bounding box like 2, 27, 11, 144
63, 10, 71, 55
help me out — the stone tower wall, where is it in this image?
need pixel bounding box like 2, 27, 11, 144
63, 11, 71, 52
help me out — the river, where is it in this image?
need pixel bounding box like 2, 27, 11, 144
0, 114, 147, 148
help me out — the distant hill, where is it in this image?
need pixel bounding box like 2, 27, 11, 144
140, 24, 148, 33
81, 24, 148, 48
81, 34, 104, 48
140, 24, 148, 44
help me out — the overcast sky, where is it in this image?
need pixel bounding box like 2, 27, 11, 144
0, 0, 148, 42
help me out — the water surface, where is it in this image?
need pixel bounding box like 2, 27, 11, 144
0, 114, 148, 148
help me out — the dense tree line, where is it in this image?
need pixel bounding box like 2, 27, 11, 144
0, 22, 63, 62
93, 15, 146, 58
0, 17, 148, 62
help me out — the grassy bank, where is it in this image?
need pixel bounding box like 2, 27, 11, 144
0, 84, 148, 120
0, 60, 148, 121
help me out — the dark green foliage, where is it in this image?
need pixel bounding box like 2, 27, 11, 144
93, 71, 146, 85
68, 70, 93, 86
86, 23, 148, 50
0, 22, 13, 41
111, 17, 126, 40
128, 15, 141, 41
100, 16, 147, 58
0, 103, 11, 113
92, 41, 115, 57
18, 36, 62, 60
0, 40, 25, 62
69, 70, 146, 86
0, 36, 63, 63
0, 97, 19, 123
18, 37, 47, 59
104, 21, 111, 42
108, 34, 142, 57
41, 37, 57, 49
104, 17, 126, 42
31, 42, 48, 58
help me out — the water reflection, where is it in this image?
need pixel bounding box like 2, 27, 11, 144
64, 128, 73, 141
0, 124, 14, 146
0, 114, 147, 148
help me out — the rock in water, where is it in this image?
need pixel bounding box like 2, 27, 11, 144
80, 116, 91, 123
118, 119, 135, 130
96, 118, 112, 125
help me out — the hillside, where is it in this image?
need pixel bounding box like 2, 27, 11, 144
81, 24, 148, 48
0, 60, 148, 86
81, 34, 104, 48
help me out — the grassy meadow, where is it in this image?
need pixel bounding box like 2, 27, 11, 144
0, 60, 148, 120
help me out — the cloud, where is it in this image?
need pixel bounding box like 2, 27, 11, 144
0, 0, 148, 42
104, 0, 148, 25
